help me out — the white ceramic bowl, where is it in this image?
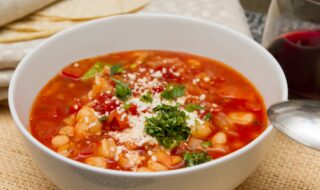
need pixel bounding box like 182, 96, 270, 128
9, 14, 287, 190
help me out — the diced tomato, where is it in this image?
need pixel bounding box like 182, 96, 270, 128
61, 62, 92, 80
128, 104, 138, 115
163, 72, 180, 82
152, 86, 164, 93
93, 101, 118, 113
93, 93, 118, 113
106, 111, 129, 131
97, 92, 113, 103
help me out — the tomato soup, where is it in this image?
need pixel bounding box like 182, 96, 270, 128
30, 50, 267, 172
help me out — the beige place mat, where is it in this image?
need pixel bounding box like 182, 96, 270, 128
1, 106, 320, 190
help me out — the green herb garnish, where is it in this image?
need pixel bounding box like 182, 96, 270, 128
183, 152, 212, 167
185, 104, 204, 112
140, 91, 153, 103
110, 64, 124, 75
204, 113, 213, 121
81, 62, 105, 80
161, 85, 185, 100
113, 79, 131, 100
123, 103, 132, 111
145, 104, 190, 149
201, 141, 212, 148
98, 115, 107, 122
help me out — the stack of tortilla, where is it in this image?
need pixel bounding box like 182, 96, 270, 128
0, 0, 150, 43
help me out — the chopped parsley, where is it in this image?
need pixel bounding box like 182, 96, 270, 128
110, 64, 124, 75
201, 141, 212, 148
204, 113, 213, 121
185, 104, 204, 112
161, 84, 185, 100
145, 104, 190, 149
81, 62, 105, 80
184, 152, 212, 167
113, 79, 131, 100
98, 115, 107, 122
140, 91, 153, 103
123, 103, 132, 111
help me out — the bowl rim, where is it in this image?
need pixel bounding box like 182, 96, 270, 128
8, 13, 288, 178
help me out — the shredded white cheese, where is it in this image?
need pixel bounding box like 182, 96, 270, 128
151, 71, 163, 78
185, 111, 204, 127
128, 73, 136, 80
109, 113, 158, 146
199, 94, 206, 101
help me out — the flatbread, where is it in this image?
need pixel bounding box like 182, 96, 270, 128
29, 14, 80, 22
6, 18, 79, 32
0, 0, 59, 27
0, 29, 54, 43
37, 0, 150, 20
0, 0, 150, 43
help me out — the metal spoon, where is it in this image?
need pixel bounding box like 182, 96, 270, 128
267, 100, 320, 150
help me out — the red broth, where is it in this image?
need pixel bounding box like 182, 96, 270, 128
30, 50, 267, 171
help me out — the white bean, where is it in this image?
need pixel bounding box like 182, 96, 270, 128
228, 112, 255, 125
85, 157, 106, 168
147, 161, 168, 171
211, 132, 227, 144
59, 126, 74, 136
51, 135, 69, 147
57, 144, 70, 157
191, 122, 212, 140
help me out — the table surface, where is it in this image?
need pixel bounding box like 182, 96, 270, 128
1, 105, 320, 190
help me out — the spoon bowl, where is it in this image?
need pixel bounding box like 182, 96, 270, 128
268, 100, 320, 150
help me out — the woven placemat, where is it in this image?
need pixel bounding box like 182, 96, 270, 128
1, 105, 320, 190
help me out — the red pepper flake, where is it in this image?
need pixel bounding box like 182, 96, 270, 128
93, 93, 118, 113
152, 86, 164, 93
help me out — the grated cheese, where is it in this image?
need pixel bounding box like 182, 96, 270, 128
199, 94, 206, 101
185, 111, 204, 127
151, 71, 163, 78
128, 73, 136, 80
109, 113, 158, 146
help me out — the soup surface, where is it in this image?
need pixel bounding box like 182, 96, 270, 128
30, 50, 266, 172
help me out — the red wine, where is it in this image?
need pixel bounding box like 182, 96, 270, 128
267, 30, 320, 99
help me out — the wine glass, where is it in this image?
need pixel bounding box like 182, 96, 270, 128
262, 0, 320, 100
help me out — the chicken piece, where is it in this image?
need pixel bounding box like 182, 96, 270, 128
74, 106, 102, 138
88, 76, 113, 98
98, 138, 116, 159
